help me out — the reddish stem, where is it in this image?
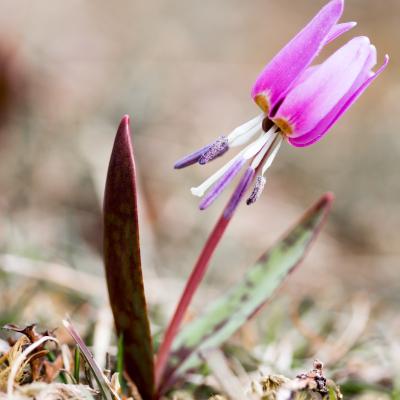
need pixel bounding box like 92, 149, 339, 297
154, 212, 230, 387
154, 167, 255, 392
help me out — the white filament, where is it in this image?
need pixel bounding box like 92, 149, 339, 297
191, 133, 270, 198
250, 127, 278, 169
227, 114, 264, 147
191, 152, 244, 197
261, 135, 283, 176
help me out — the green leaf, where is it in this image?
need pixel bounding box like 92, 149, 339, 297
103, 116, 154, 400
74, 345, 81, 384
160, 193, 333, 391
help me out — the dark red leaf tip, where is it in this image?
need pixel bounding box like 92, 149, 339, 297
121, 114, 130, 126
323, 191, 335, 203
319, 192, 335, 209
116, 115, 131, 142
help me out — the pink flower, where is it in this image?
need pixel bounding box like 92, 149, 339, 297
175, 0, 388, 212
251, 0, 356, 115
272, 37, 388, 146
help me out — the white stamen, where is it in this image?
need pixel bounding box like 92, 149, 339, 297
242, 134, 270, 159
191, 152, 243, 197
191, 133, 269, 198
227, 114, 264, 147
250, 127, 278, 169
261, 135, 283, 176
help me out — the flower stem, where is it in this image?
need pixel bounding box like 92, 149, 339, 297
155, 168, 254, 391
154, 212, 230, 387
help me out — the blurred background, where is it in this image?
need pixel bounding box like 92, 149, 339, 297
0, 0, 399, 392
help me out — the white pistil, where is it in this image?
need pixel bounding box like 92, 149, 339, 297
227, 114, 264, 147
191, 153, 243, 197
191, 133, 270, 198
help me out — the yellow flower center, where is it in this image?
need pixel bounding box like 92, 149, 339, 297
273, 118, 293, 136
254, 93, 270, 114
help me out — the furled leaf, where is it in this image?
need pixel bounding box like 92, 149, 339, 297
160, 193, 333, 392
103, 116, 154, 400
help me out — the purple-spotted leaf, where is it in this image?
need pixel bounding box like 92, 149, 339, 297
159, 193, 333, 392
103, 116, 154, 400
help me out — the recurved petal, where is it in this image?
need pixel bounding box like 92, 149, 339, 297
289, 54, 389, 147
273, 36, 372, 138
324, 21, 357, 44
251, 0, 344, 114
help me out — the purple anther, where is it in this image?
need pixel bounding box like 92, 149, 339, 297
198, 136, 229, 165
246, 176, 267, 205
224, 167, 256, 219
174, 144, 213, 169
199, 157, 246, 211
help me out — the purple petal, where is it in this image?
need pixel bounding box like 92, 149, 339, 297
273, 36, 372, 137
199, 157, 246, 210
293, 65, 320, 87
289, 54, 389, 147
251, 0, 344, 114
324, 21, 357, 44
224, 167, 256, 219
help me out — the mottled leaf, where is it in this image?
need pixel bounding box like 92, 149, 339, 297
103, 116, 154, 400
160, 193, 333, 391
